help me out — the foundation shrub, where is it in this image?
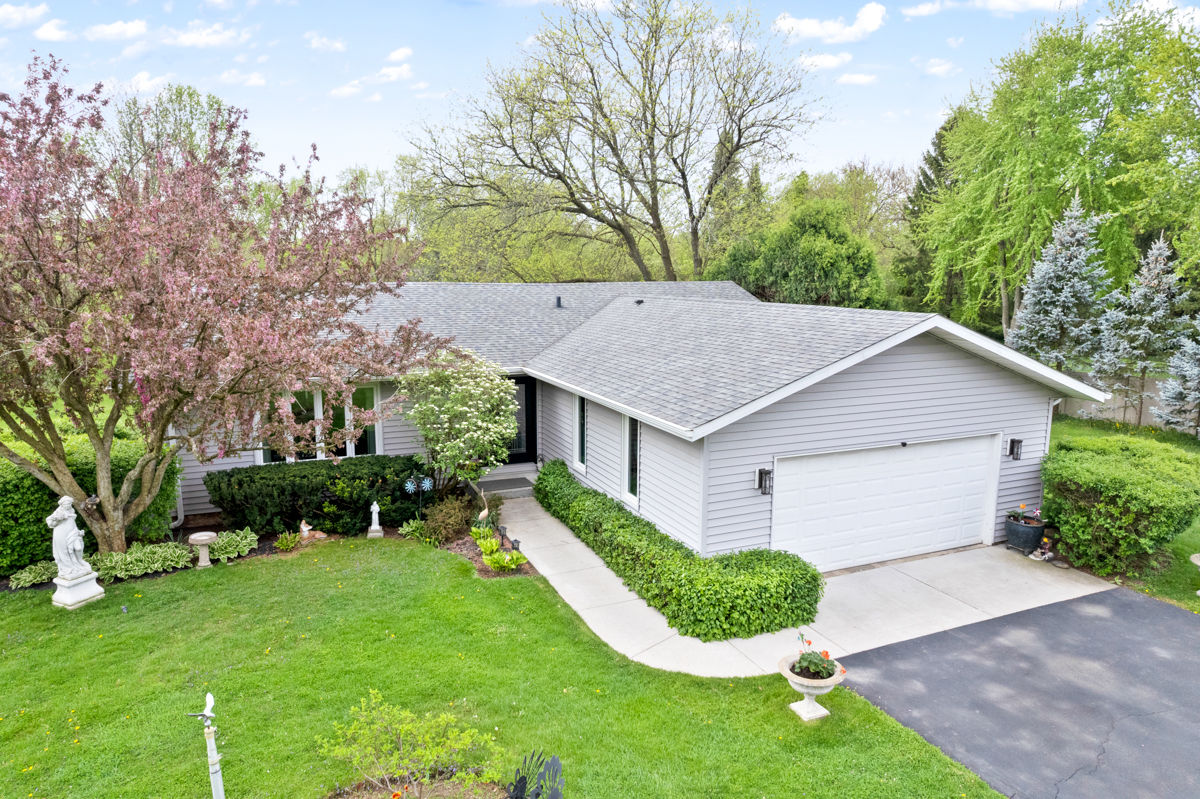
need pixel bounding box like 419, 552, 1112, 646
422, 495, 475, 545
534, 460, 824, 641
1042, 436, 1200, 575
203, 455, 429, 536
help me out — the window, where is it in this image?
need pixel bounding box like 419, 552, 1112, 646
623, 415, 639, 502
575, 395, 587, 468
261, 385, 378, 464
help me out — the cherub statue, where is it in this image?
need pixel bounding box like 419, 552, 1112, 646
48, 495, 92, 580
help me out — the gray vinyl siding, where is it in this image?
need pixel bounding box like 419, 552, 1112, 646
705, 333, 1057, 555
541, 382, 703, 549
540, 382, 574, 464
637, 424, 704, 550
378, 381, 423, 457
177, 448, 257, 516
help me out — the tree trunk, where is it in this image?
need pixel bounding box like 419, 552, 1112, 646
690, 224, 704, 280
999, 269, 1011, 343
1138, 366, 1149, 426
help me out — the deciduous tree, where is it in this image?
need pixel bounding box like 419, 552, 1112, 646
416, 0, 813, 281
0, 58, 442, 554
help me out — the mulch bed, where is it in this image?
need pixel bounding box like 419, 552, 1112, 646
444, 530, 539, 579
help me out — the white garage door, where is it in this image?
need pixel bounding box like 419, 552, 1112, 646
771, 435, 997, 572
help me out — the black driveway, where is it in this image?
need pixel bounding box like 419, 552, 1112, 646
841, 588, 1200, 799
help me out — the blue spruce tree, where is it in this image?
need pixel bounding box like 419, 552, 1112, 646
1154, 336, 1200, 435
1009, 198, 1110, 370
1093, 237, 1188, 423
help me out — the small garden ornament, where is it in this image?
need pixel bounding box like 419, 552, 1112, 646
779, 633, 846, 721
187, 692, 226, 799
368, 501, 384, 538
298, 520, 327, 546
48, 496, 105, 609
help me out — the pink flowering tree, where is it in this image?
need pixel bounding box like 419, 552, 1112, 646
0, 58, 445, 554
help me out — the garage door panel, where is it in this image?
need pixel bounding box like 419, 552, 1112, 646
772, 435, 996, 572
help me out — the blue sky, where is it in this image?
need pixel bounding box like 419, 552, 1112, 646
0, 0, 1112, 182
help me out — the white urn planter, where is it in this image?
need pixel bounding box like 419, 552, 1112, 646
779, 654, 846, 721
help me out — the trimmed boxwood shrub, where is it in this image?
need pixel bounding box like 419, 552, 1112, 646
1042, 436, 1200, 575
534, 460, 824, 641
0, 435, 180, 577
203, 455, 431, 536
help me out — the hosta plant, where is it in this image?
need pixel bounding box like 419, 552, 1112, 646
483, 551, 528, 573
7, 559, 59, 589
91, 542, 194, 583
208, 527, 258, 563
478, 537, 501, 556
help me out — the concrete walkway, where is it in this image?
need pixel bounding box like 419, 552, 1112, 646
503, 497, 1113, 678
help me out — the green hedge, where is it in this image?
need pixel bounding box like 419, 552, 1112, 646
1042, 436, 1200, 575
203, 455, 430, 536
534, 460, 824, 641
0, 436, 180, 577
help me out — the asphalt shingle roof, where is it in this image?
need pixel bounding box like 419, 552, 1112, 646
525, 297, 934, 431
355, 281, 758, 368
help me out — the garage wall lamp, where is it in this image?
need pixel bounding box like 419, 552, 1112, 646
756, 468, 773, 495
1008, 438, 1023, 460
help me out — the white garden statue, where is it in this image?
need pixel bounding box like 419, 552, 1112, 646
367, 501, 383, 538
48, 495, 105, 609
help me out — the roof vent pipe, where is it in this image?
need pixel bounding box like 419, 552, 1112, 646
556, 296, 562, 308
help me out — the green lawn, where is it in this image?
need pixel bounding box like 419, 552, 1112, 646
2, 539, 999, 799
1050, 416, 1200, 613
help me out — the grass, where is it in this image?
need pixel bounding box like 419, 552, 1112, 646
1050, 415, 1200, 612
1, 539, 1000, 799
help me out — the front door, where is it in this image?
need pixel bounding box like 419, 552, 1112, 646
506, 376, 538, 464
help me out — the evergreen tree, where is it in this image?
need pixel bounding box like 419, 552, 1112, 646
1093, 237, 1188, 422
1009, 198, 1110, 368
894, 116, 961, 316
1155, 336, 1200, 436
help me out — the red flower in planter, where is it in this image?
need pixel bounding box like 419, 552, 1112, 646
821, 650, 830, 659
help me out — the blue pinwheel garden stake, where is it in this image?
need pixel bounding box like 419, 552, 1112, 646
405, 475, 432, 516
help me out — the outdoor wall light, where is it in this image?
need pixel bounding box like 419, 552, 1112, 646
757, 468, 773, 495
1008, 438, 1023, 460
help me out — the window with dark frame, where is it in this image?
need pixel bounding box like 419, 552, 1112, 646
627, 417, 639, 498
577, 396, 587, 466
262, 386, 377, 463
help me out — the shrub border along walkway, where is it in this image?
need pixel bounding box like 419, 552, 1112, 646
533, 460, 823, 641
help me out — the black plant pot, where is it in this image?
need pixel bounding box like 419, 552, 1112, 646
1005, 517, 1046, 554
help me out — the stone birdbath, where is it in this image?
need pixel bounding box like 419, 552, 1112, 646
1191, 553, 1200, 597
189, 532, 218, 569
779, 654, 847, 721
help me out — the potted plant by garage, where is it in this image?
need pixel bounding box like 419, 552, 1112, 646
1004, 504, 1045, 554
779, 635, 846, 721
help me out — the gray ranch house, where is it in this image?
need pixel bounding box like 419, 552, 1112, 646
177, 281, 1105, 573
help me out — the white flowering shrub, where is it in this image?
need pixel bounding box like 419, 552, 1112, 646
398, 352, 519, 496
1010, 198, 1110, 369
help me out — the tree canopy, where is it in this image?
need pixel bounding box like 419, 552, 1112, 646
0, 59, 441, 553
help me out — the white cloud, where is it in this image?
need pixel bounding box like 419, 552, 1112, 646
34, 19, 73, 41
234, 53, 247, 63
903, 0, 1079, 16
0, 2, 46, 28
304, 31, 345, 53
409, 81, 429, 90
774, 3, 887, 43
387, 46, 412, 61
374, 64, 412, 82
415, 91, 451, 99
220, 69, 265, 86
947, 36, 964, 46
330, 80, 361, 98
365, 91, 382, 102
902, 1, 945, 17
916, 56, 962, 76
204, 0, 235, 7
836, 72, 878, 84
257, 54, 268, 62
85, 20, 147, 41
800, 51, 853, 69
130, 70, 171, 93
165, 21, 249, 48
163, 1, 173, 11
